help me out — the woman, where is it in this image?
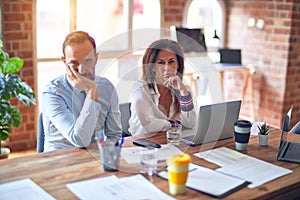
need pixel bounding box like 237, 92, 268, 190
129, 39, 197, 135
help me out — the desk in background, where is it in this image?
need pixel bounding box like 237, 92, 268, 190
185, 62, 256, 121
0, 128, 299, 200
215, 63, 256, 121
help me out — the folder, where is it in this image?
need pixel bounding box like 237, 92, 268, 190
158, 163, 249, 198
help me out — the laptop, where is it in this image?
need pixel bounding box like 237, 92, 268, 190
182, 100, 242, 146
277, 106, 300, 163
219, 49, 242, 66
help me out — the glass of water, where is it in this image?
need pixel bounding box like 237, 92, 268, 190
139, 148, 158, 176
167, 124, 182, 145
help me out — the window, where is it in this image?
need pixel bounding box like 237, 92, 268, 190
37, 0, 161, 58
36, 0, 70, 59
184, 0, 224, 52
36, 0, 161, 108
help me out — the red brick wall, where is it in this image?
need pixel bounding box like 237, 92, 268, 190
161, 0, 186, 28
225, 0, 300, 128
287, 2, 300, 128
2, 0, 37, 151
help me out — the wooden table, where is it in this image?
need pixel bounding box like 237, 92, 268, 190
1, 129, 300, 200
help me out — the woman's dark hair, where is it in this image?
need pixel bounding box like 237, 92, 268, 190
142, 39, 185, 114
62, 31, 96, 57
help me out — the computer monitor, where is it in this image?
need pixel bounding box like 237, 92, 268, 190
219, 48, 242, 64
175, 27, 207, 53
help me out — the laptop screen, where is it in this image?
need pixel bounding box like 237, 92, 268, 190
219, 49, 242, 64
175, 27, 207, 53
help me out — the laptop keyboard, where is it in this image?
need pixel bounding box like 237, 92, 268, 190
284, 143, 300, 159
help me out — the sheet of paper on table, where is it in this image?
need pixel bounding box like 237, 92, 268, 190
121, 144, 183, 164
194, 147, 292, 188
67, 174, 175, 200
0, 178, 55, 200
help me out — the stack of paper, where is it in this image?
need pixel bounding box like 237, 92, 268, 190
67, 174, 175, 200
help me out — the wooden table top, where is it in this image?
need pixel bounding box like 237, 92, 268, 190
1, 128, 300, 200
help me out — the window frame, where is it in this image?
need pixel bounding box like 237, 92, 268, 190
36, 0, 162, 62
182, 0, 226, 49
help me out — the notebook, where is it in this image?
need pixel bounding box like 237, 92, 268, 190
277, 106, 300, 163
158, 163, 249, 198
182, 100, 241, 146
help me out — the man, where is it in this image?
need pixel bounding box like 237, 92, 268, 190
42, 31, 122, 152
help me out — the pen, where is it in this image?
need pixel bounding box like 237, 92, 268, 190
119, 135, 124, 147
182, 138, 195, 147
97, 130, 105, 146
115, 135, 124, 147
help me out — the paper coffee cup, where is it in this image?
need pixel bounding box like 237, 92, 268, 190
234, 120, 252, 151
167, 154, 191, 195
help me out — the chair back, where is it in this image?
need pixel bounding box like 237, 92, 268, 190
37, 113, 44, 153
119, 103, 131, 136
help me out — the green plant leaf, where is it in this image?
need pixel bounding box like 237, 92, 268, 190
0, 126, 10, 141
0, 40, 35, 142
4, 57, 24, 73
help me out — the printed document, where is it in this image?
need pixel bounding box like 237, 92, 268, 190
67, 174, 175, 200
0, 178, 55, 200
194, 147, 292, 188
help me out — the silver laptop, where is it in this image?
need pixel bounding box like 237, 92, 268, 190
182, 100, 242, 146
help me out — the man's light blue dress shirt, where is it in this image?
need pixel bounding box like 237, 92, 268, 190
42, 74, 122, 152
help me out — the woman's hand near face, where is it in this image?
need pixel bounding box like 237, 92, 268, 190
164, 75, 189, 96
66, 65, 98, 101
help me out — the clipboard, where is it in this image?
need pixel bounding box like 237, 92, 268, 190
158, 163, 250, 198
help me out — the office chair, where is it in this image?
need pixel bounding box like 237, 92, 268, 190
290, 121, 300, 134
119, 103, 131, 137
37, 113, 44, 153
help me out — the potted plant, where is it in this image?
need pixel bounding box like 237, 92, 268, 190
0, 40, 36, 159
257, 122, 270, 146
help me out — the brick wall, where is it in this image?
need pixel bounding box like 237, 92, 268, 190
161, 0, 186, 28
2, 0, 37, 151
225, 0, 300, 128
287, 2, 300, 128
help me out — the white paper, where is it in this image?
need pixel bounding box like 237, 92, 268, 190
0, 178, 55, 200
194, 147, 292, 188
216, 156, 292, 188
121, 144, 183, 164
194, 147, 248, 167
67, 174, 175, 200
158, 163, 247, 197
67, 175, 119, 200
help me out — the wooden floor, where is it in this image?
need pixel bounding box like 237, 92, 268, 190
8, 149, 36, 159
